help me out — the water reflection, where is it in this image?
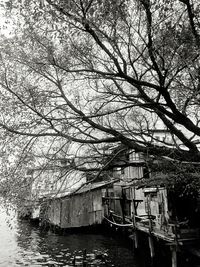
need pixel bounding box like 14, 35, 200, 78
0, 206, 200, 267
3, 205, 196, 267
0, 206, 138, 266
16, 226, 137, 266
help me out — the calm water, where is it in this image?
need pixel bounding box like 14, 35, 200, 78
0, 206, 141, 267
0, 205, 198, 267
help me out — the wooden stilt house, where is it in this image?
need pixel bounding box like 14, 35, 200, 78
103, 147, 200, 244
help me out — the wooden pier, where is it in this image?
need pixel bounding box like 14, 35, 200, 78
102, 182, 200, 267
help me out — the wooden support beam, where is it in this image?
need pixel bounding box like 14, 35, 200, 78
134, 230, 139, 249
102, 196, 142, 202
83, 248, 87, 267
120, 189, 126, 224
148, 235, 155, 258
171, 248, 177, 267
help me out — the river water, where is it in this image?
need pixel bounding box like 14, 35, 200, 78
0, 205, 142, 267
0, 205, 198, 267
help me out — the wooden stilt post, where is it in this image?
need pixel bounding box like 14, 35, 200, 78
171, 247, 177, 267
148, 235, 155, 258
120, 188, 126, 224
83, 248, 87, 267
134, 230, 139, 249
72, 256, 76, 266
171, 223, 178, 267
131, 187, 139, 250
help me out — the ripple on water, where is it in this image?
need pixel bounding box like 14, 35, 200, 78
0, 205, 141, 267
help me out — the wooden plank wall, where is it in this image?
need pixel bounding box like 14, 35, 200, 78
47, 199, 61, 227
61, 190, 103, 228
46, 189, 104, 229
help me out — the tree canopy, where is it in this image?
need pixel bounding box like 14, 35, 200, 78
0, 0, 200, 198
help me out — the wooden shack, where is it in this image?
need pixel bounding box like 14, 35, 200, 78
102, 147, 200, 267
42, 180, 115, 229
104, 163, 200, 243
104, 148, 200, 237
